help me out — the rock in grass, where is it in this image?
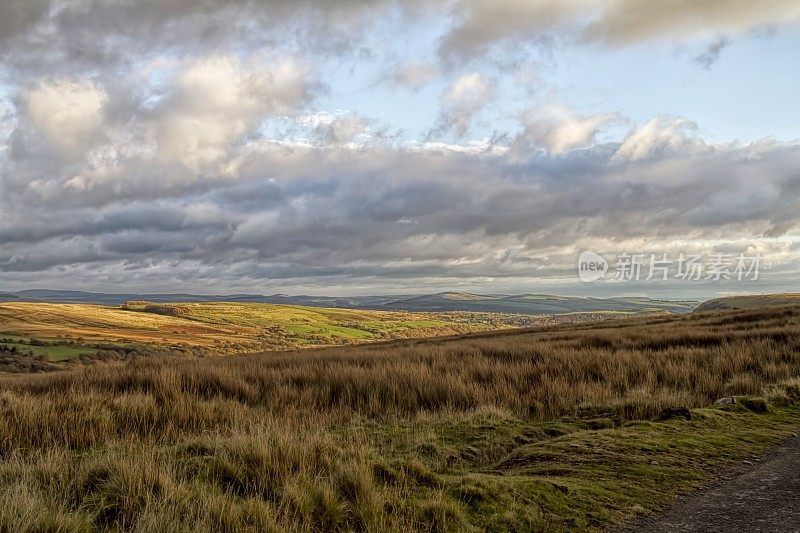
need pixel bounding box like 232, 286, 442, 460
715, 397, 737, 406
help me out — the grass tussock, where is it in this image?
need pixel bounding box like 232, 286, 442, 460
1, 305, 800, 530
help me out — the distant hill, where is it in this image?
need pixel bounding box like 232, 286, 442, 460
2, 289, 697, 315
5, 290, 399, 309
384, 292, 696, 314
695, 294, 800, 312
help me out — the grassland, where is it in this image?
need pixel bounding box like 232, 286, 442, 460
0, 301, 523, 361
0, 301, 645, 365
0, 304, 799, 530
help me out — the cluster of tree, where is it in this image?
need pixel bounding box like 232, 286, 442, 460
0, 345, 58, 373
120, 300, 186, 316
0, 344, 33, 356
0, 340, 239, 374
91, 342, 230, 362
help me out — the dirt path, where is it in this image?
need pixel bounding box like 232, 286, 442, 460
627, 433, 800, 532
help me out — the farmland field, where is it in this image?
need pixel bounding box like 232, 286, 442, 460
0, 304, 798, 530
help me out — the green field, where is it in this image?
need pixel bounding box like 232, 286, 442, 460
0, 340, 94, 362
357, 399, 800, 530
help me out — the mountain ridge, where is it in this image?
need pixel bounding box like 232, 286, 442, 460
0, 289, 697, 315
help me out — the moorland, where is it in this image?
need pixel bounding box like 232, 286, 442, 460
0, 301, 798, 531
0, 300, 639, 366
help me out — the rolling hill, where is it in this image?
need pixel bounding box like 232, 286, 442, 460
1, 289, 697, 314
381, 292, 696, 314
695, 294, 800, 312
0, 301, 526, 361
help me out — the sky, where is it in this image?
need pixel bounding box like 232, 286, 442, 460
1, 0, 799, 298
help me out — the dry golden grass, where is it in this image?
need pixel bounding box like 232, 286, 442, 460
0, 302, 242, 346
0, 305, 799, 530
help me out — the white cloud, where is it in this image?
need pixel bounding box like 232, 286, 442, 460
510, 105, 619, 159
158, 55, 315, 171
0, 52, 318, 203
437, 73, 493, 137
297, 112, 375, 145
391, 61, 440, 90
613, 117, 706, 161
25, 79, 107, 155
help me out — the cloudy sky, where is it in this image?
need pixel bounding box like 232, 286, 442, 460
1, 0, 799, 298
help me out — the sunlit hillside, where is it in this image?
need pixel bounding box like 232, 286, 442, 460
695, 294, 800, 312
0, 301, 535, 362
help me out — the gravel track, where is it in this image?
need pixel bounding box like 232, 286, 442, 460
627, 433, 800, 532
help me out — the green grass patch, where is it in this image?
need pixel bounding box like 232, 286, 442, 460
355, 400, 800, 531
1, 398, 796, 531
0, 333, 136, 362
0, 339, 93, 362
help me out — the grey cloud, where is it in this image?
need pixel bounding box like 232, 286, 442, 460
694, 35, 731, 69
440, 0, 800, 62
0, 0, 50, 44
582, 0, 800, 46
2, 1, 797, 73
0, 0, 403, 77
1, 1, 799, 294
439, 0, 584, 63
3, 135, 800, 292
0, 54, 320, 213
